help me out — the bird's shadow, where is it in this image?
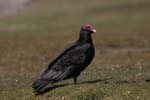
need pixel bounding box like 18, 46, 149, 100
35, 78, 112, 96
34, 78, 150, 95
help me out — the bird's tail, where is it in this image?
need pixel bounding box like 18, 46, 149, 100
32, 79, 50, 95
32, 70, 68, 95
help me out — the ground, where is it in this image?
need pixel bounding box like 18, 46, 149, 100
0, 0, 150, 100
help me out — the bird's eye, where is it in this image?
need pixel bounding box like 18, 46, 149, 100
82, 24, 94, 30
85, 25, 92, 30
88, 26, 91, 28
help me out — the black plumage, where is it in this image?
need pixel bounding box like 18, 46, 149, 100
32, 24, 96, 94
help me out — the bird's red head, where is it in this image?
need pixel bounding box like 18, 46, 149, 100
82, 24, 96, 33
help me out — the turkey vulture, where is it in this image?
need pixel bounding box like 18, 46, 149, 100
32, 24, 96, 94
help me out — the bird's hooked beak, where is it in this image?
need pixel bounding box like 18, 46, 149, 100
92, 29, 96, 33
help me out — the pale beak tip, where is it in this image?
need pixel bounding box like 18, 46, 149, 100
93, 29, 96, 33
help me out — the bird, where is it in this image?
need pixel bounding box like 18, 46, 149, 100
32, 24, 96, 94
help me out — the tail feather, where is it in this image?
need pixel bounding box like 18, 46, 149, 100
32, 79, 49, 94
32, 69, 68, 95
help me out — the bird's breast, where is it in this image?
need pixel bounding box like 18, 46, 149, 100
80, 45, 95, 71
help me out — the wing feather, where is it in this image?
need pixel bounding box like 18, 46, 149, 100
32, 44, 91, 94
39, 44, 90, 82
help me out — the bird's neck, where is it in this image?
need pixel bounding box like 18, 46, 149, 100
77, 32, 93, 44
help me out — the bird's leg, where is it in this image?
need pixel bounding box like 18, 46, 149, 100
73, 77, 77, 84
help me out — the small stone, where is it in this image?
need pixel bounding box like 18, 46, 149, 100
15, 80, 18, 82
139, 66, 142, 69
127, 90, 131, 94
116, 64, 120, 68
136, 96, 140, 99
111, 68, 114, 71
137, 73, 142, 76
83, 72, 86, 74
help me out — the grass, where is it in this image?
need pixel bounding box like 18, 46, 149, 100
0, 0, 150, 100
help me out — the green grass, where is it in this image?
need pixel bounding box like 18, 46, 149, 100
0, 0, 150, 100
1, 83, 150, 100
